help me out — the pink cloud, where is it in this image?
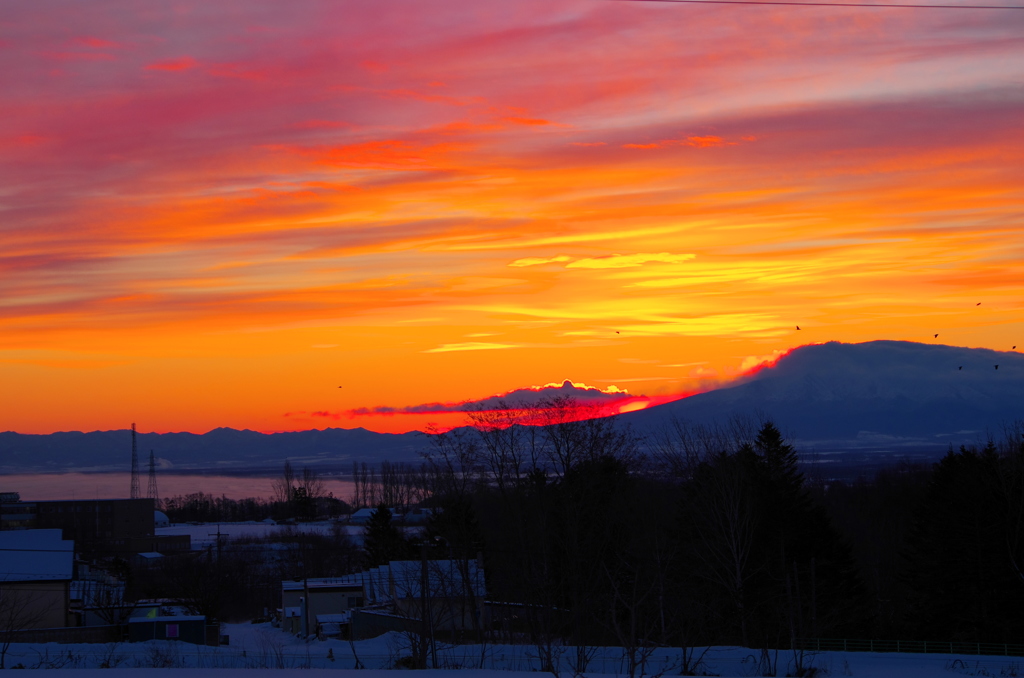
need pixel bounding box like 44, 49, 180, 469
623, 135, 737, 150
146, 57, 197, 72
76, 37, 119, 49
502, 116, 552, 126
344, 380, 636, 418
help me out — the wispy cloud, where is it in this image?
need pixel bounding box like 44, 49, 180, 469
508, 255, 572, 268
566, 253, 695, 269
624, 135, 738, 150
423, 342, 518, 353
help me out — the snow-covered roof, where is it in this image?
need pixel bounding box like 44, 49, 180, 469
278, 558, 486, 605
154, 510, 170, 526
71, 579, 125, 604
401, 508, 440, 523
0, 529, 73, 582
349, 507, 400, 524
281, 575, 363, 592
361, 559, 486, 604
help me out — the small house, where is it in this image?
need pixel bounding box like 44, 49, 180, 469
0, 529, 74, 629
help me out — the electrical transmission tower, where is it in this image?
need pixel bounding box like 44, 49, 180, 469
130, 423, 141, 499
147, 449, 159, 507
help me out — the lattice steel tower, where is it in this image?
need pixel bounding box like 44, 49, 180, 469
147, 449, 159, 507
130, 423, 141, 499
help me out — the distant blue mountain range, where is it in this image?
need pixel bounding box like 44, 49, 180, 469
2, 341, 1021, 474
0, 426, 426, 474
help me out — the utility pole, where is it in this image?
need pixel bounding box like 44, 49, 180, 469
303, 578, 311, 638
420, 544, 430, 668
207, 525, 223, 562
147, 449, 159, 507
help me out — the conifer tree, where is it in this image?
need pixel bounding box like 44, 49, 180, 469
674, 421, 865, 645
363, 503, 409, 567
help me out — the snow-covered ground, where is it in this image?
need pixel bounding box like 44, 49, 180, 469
4, 624, 1023, 676
156, 522, 347, 548
156, 522, 423, 548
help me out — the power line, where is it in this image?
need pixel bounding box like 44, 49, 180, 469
612, 0, 1024, 9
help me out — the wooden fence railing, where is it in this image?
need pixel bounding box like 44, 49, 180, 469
795, 638, 1024, 657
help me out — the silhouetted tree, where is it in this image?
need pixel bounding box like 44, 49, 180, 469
673, 421, 864, 646
363, 503, 410, 567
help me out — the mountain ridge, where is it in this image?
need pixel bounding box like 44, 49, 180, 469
620, 340, 1024, 447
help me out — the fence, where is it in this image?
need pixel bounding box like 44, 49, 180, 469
2, 625, 120, 644
795, 638, 1024, 657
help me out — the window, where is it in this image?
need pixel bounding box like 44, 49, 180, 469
166, 623, 179, 639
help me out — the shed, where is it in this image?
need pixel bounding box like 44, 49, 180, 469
315, 611, 351, 639
128, 615, 207, 644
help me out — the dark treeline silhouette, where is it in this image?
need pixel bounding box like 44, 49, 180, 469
162, 463, 352, 522
162, 491, 352, 523
419, 399, 1024, 657
149, 397, 1024, 651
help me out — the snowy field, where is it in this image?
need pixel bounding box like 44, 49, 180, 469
156, 522, 424, 548
156, 522, 349, 547
4, 623, 1023, 676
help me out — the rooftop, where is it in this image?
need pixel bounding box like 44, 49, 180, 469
0, 529, 74, 582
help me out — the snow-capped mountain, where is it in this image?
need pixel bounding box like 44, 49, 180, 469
621, 340, 1024, 451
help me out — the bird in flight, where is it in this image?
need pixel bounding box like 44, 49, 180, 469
977, 302, 982, 306
796, 325, 801, 330
995, 365, 999, 370
615, 331, 620, 334
959, 366, 963, 370
934, 334, 939, 338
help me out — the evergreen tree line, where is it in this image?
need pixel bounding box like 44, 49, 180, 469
415, 400, 1024, 654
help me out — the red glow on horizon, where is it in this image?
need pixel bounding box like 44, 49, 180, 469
341, 348, 806, 434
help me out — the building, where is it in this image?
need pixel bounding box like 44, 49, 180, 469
70, 578, 132, 627
0, 529, 74, 630
278, 557, 487, 639
280, 577, 365, 635
364, 558, 488, 636
127, 615, 209, 644
0, 494, 189, 557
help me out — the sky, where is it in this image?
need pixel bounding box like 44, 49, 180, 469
2, 0, 1023, 435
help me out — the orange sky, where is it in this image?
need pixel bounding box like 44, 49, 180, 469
2, 0, 1023, 435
